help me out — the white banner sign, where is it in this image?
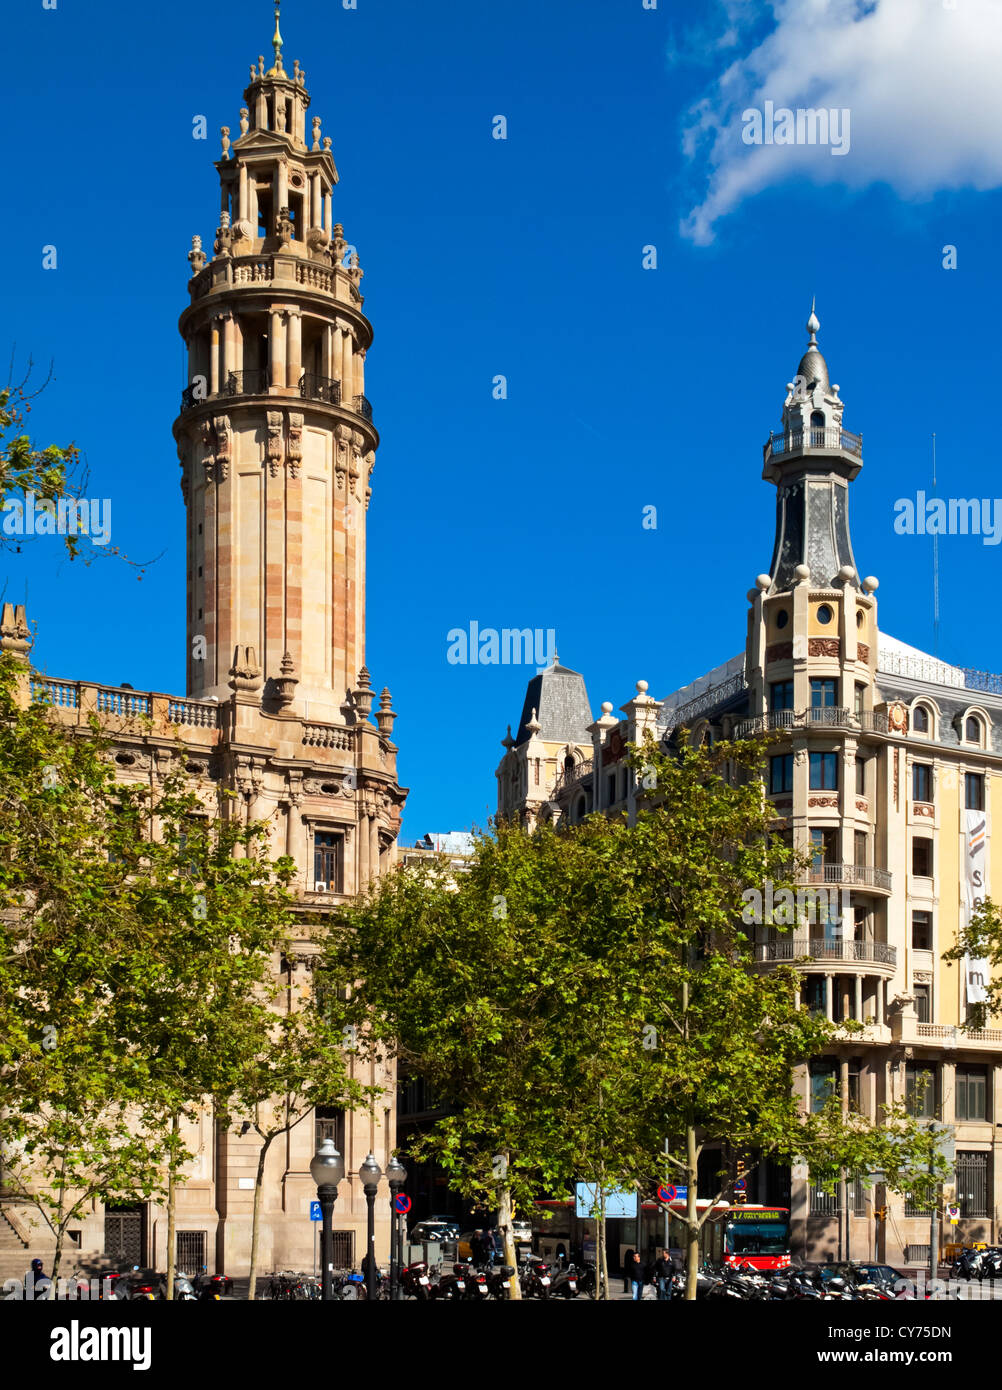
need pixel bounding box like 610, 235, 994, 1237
963, 806, 990, 1006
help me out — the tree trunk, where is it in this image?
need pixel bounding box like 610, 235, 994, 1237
496, 1170, 521, 1301
684, 1123, 699, 1301
165, 1111, 179, 1301
247, 1133, 272, 1302
597, 1185, 609, 1300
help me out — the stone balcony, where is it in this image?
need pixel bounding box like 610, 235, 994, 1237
895, 1020, 1002, 1052
31, 678, 221, 747
736, 707, 890, 738
805, 862, 892, 894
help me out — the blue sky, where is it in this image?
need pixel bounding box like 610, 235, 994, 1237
7, 0, 1002, 840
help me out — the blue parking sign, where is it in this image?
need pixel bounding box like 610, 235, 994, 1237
310, 1201, 322, 1221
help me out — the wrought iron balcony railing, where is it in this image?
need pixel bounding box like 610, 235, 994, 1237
554, 759, 593, 793
764, 426, 863, 462
300, 373, 341, 405
225, 368, 270, 397
737, 707, 869, 737
353, 393, 373, 422
805, 862, 892, 891
755, 938, 896, 966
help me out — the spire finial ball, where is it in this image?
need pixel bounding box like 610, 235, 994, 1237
636, 680, 648, 694
601, 701, 614, 715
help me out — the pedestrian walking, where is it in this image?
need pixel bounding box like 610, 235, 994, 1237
625, 1249, 644, 1300
653, 1248, 676, 1301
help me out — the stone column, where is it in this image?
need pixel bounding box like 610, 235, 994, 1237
270, 311, 286, 388
323, 190, 332, 237
358, 812, 370, 885
277, 161, 288, 213
239, 165, 248, 222
876, 977, 884, 1027
249, 179, 259, 235
303, 178, 311, 234
341, 330, 353, 408
232, 315, 244, 376
286, 310, 302, 389
369, 816, 379, 885
331, 324, 343, 390
322, 324, 333, 380
854, 975, 863, 1022
256, 90, 267, 128
825, 974, 833, 1022
210, 320, 221, 396
220, 312, 234, 386
310, 173, 320, 228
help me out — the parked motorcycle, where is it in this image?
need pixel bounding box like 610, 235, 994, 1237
429, 1262, 468, 1301
485, 1264, 517, 1300
520, 1255, 553, 1300
194, 1268, 233, 1300
550, 1263, 580, 1299
400, 1260, 433, 1301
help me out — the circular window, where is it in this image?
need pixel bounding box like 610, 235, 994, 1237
775, 609, 789, 630
856, 610, 864, 629
817, 604, 834, 625
321, 782, 338, 794
115, 753, 135, 767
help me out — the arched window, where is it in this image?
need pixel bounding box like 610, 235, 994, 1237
913, 706, 930, 734
966, 716, 982, 745
810, 410, 826, 446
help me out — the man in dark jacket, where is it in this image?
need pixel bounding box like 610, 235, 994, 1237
624, 1248, 644, 1300
653, 1249, 676, 1301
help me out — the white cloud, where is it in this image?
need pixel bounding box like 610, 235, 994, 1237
680, 0, 1002, 245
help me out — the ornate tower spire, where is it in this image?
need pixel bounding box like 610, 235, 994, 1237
761, 303, 864, 594
173, 3, 377, 721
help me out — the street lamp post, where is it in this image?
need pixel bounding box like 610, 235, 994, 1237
385, 1155, 408, 1301
310, 1138, 345, 1302
359, 1153, 383, 1302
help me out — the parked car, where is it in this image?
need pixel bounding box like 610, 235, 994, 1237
409, 1221, 457, 1245
828, 1262, 909, 1293
427, 1214, 462, 1239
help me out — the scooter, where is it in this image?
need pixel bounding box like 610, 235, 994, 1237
400, 1260, 433, 1301
520, 1256, 553, 1300
429, 1263, 468, 1300
486, 1263, 517, 1300
550, 1263, 580, 1299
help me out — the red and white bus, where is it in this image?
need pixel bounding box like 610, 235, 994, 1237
720, 1206, 792, 1270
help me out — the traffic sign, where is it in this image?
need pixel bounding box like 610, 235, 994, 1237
734, 1178, 746, 1191
310, 1201, 322, 1222
393, 1193, 411, 1215
657, 1185, 676, 1204
947, 1204, 960, 1225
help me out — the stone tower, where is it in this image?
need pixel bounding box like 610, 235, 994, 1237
174, 2, 375, 722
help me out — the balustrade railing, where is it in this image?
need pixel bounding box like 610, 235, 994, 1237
226, 368, 270, 397
756, 938, 896, 966
554, 759, 593, 793
302, 723, 356, 752
300, 373, 341, 405
764, 426, 863, 461
805, 862, 892, 891
352, 393, 373, 422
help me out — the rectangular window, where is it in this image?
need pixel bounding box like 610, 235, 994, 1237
913, 983, 930, 1023
769, 680, 794, 711
956, 1151, 989, 1218
811, 678, 837, 709
810, 1060, 838, 1113
606, 773, 616, 806
955, 1066, 988, 1122
314, 1106, 345, 1153
805, 976, 826, 1014
966, 773, 985, 812
912, 763, 933, 802
314, 831, 344, 892
854, 683, 866, 716
769, 754, 794, 795
855, 757, 865, 795
912, 911, 932, 951
905, 1062, 937, 1119
848, 1060, 862, 1114
810, 827, 839, 871
854, 830, 868, 868
912, 838, 933, 877
809, 752, 838, 789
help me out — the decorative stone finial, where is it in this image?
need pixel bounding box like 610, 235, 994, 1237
526, 707, 541, 736
240, 107, 250, 136
258, 54, 265, 76
502, 725, 515, 751
601, 702, 614, 715
322, 136, 332, 153
376, 686, 397, 738
229, 644, 262, 693
312, 116, 322, 151
636, 680, 648, 694
0, 602, 32, 659
220, 126, 231, 158
353, 666, 375, 720
806, 296, 820, 345
188, 234, 206, 276
273, 651, 299, 709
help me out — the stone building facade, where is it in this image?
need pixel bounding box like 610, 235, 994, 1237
0, 7, 406, 1283
497, 307, 1002, 1268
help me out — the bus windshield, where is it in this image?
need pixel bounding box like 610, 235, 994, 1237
725, 1220, 789, 1256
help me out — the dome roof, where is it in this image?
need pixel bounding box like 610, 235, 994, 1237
796, 346, 830, 391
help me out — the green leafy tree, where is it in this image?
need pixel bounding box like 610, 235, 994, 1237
943, 899, 1002, 1028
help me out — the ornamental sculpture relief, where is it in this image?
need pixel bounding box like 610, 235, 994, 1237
287, 412, 304, 479
266, 412, 284, 477
808, 638, 841, 659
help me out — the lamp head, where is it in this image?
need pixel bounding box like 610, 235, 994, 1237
310, 1137, 345, 1189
